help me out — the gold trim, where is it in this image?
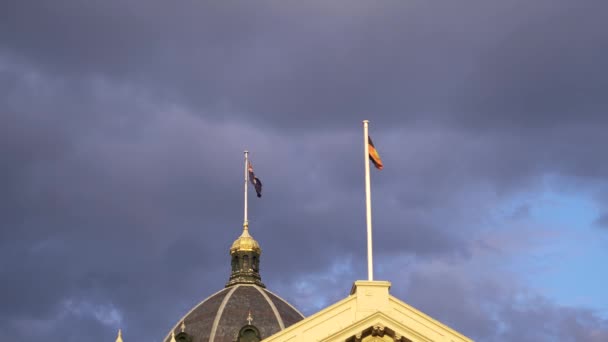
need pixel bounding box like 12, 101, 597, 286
230, 223, 261, 254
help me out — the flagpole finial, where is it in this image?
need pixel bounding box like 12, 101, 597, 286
363, 119, 369, 123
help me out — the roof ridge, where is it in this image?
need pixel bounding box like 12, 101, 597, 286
253, 286, 285, 329
162, 287, 232, 342
262, 287, 306, 319
209, 285, 240, 342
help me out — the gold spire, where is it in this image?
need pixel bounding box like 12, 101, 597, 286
115, 329, 123, 342
170, 331, 176, 342
180, 321, 186, 333
230, 222, 261, 254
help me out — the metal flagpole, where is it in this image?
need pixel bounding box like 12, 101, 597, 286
244, 150, 249, 226
363, 120, 374, 281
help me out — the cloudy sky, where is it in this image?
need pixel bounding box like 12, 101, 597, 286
2, 1, 608, 341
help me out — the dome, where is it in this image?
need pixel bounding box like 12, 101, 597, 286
164, 223, 304, 342
230, 224, 261, 254
164, 284, 304, 342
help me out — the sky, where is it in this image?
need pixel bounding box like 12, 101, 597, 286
1, 1, 608, 341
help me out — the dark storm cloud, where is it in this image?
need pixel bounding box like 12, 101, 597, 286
2, 1, 608, 342
0, 61, 257, 339
3, 1, 607, 130
0, 67, 473, 341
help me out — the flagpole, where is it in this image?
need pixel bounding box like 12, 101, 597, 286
244, 150, 249, 226
363, 120, 373, 281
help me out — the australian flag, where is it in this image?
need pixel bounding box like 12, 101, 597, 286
248, 161, 262, 198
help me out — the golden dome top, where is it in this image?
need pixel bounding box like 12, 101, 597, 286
230, 223, 261, 254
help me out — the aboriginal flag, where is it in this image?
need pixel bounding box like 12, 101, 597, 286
368, 136, 383, 170
248, 161, 262, 197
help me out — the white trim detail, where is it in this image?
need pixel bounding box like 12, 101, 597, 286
162, 287, 231, 342
209, 285, 240, 342
254, 286, 285, 329
162, 284, 304, 342
262, 287, 305, 319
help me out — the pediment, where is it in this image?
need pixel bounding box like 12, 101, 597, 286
324, 311, 442, 342
330, 312, 416, 341
262, 281, 472, 342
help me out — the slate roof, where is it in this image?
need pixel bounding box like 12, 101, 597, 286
164, 284, 304, 342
